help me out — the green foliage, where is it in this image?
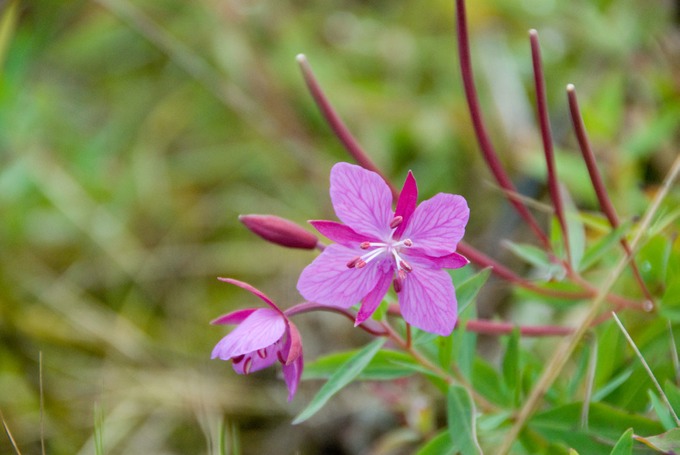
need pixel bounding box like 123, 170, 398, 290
293, 338, 386, 424
303, 348, 418, 381
447, 385, 482, 455
529, 402, 662, 454
609, 428, 633, 455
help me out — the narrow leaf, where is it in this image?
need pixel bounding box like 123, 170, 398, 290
293, 338, 385, 424
634, 428, 680, 452
303, 348, 417, 381
649, 390, 676, 431
503, 240, 564, 279
447, 385, 482, 455
609, 428, 633, 455
438, 267, 491, 371
415, 430, 455, 455
502, 328, 521, 406
561, 186, 586, 270
592, 369, 633, 402
664, 380, 680, 417
578, 220, 631, 272
455, 267, 492, 315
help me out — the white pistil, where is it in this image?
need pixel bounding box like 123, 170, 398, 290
347, 234, 414, 276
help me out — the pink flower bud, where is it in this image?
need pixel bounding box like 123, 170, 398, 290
239, 214, 319, 249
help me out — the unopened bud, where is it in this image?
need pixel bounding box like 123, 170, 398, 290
239, 214, 319, 249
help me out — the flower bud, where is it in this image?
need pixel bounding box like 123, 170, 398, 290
239, 214, 319, 249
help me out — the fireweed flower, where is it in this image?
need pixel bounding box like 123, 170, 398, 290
297, 162, 469, 336
211, 278, 303, 401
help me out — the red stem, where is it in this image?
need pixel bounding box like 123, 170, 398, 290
530, 29, 571, 266
458, 241, 644, 309
287, 301, 571, 337
566, 85, 655, 308
464, 319, 572, 337
296, 54, 399, 200
455, 0, 550, 250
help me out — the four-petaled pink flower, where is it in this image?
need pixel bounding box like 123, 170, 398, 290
211, 278, 303, 401
297, 162, 469, 336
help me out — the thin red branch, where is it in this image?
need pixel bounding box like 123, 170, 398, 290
530, 29, 571, 265
464, 319, 572, 337
566, 84, 655, 307
296, 54, 399, 200
458, 241, 644, 309
455, 0, 550, 250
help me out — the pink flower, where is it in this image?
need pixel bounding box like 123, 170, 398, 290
211, 278, 303, 401
297, 163, 469, 336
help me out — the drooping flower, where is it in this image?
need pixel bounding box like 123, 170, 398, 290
211, 278, 303, 401
297, 162, 469, 336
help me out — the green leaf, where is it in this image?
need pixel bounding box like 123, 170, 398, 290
634, 428, 680, 452
293, 338, 385, 424
591, 369, 633, 402
473, 357, 510, 407
664, 381, 680, 417
648, 206, 680, 237
578, 220, 632, 272
648, 390, 676, 431
455, 267, 491, 316
439, 267, 490, 371
415, 430, 455, 455
502, 327, 521, 406
609, 428, 633, 455
530, 401, 663, 454
447, 385, 482, 455
503, 240, 550, 269
303, 348, 418, 381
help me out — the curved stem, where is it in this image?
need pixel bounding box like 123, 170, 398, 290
296, 54, 399, 200
284, 302, 388, 336
460, 240, 647, 311
567, 84, 655, 308
455, 0, 550, 250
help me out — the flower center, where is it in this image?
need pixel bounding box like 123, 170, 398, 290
346, 216, 413, 291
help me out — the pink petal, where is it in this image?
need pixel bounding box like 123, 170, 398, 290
330, 162, 393, 239
355, 270, 392, 326
239, 214, 319, 249
309, 220, 369, 246
231, 345, 279, 374
282, 322, 303, 365
399, 265, 457, 336
282, 354, 304, 401
211, 308, 286, 360
211, 308, 257, 325
393, 170, 418, 240
297, 244, 386, 308
217, 278, 284, 314
402, 194, 469, 257
408, 251, 469, 270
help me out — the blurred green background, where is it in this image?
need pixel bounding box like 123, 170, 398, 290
0, 0, 678, 453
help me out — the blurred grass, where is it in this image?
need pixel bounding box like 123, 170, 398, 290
0, 0, 678, 453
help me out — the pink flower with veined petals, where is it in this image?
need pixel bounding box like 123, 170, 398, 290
297, 162, 470, 336
211, 278, 303, 401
